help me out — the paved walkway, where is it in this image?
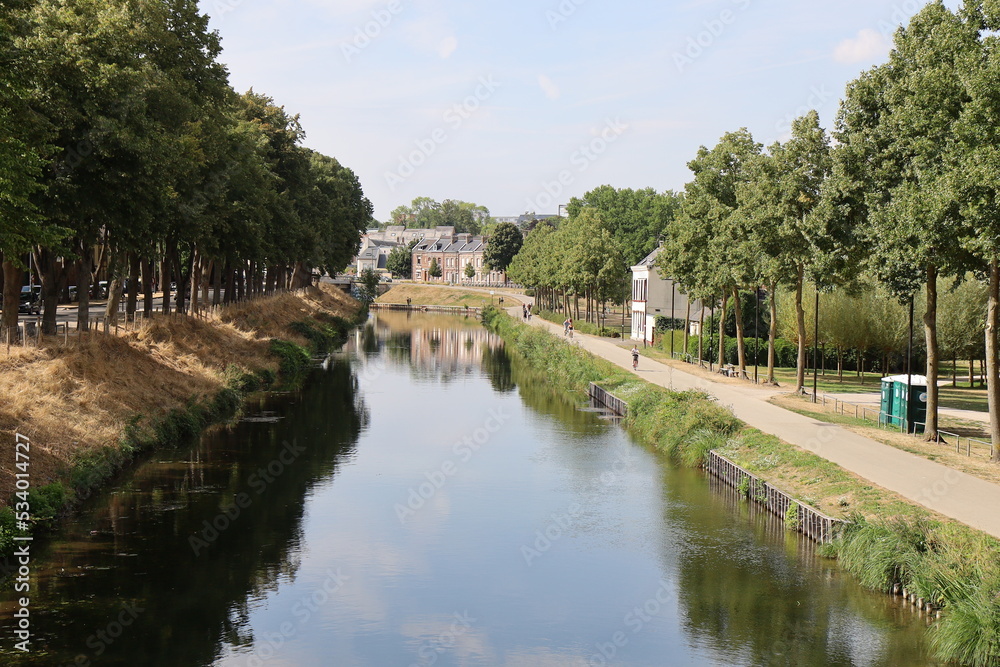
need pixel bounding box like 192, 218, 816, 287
516, 310, 1000, 539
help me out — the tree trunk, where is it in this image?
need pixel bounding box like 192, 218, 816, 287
77, 245, 92, 332
794, 267, 806, 392
104, 249, 124, 326
683, 298, 691, 356
838, 347, 844, 382
987, 258, 1000, 461
141, 257, 154, 317
717, 291, 728, 368
126, 253, 139, 317
202, 259, 212, 305
213, 261, 223, 306
34, 248, 62, 335
2, 260, 22, 342
924, 263, 939, 441
698, 302, 704, 364
768, 282, 777, 383
189, 246, 201, 316
173, 243, 188, 314
971, 357, 976, 389
733, 286, 746, 373
264, 264, 276, 296
160, 253, 171, 313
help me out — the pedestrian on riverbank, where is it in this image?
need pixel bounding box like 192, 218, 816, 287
631, 345, 639, 371
563, 317, 570, 335
522, 304, 527, 319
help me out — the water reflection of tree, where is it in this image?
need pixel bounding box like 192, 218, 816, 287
664, 470, 935, 666
0, 360, 366, 666
481, 342, 515, 393
508, 352, 606, 437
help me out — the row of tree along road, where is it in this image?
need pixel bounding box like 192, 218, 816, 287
509, 1, 1000, 457
0, 0, 373, 340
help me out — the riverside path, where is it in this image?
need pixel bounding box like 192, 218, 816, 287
518, 308, 1000, 540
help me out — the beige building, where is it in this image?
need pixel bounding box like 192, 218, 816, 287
412, 233, 506, 285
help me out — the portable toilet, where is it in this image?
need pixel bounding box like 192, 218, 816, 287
881, 375, 928, 434
879, 377, 895, 426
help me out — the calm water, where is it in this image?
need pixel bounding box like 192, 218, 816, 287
0, 312, 937, 666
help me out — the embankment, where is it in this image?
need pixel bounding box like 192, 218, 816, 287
0, 285, 361, 549
482, 306, 1000, 667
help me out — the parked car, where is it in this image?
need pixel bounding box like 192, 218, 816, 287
19, 286, 41, 315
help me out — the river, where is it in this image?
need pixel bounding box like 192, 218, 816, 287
0, 312, 937, 666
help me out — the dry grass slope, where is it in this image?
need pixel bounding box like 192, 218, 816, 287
0, 284, 359, 505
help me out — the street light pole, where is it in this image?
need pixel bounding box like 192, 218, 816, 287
813, 286, 819, 403
754, 287, 760, 384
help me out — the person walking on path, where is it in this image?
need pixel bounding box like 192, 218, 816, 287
564, 317, 571, 336
631, 345, 640, 371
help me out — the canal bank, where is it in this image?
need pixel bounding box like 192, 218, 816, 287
485, 306, 1000, 667
0, 285, 362, 559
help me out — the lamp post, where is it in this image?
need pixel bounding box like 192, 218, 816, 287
754, 287, 760, 384
813, 286, 820, 403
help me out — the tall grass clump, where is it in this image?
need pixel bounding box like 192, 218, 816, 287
483, 306, 740, 467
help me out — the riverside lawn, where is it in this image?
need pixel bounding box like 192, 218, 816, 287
481, 305, 1000, 667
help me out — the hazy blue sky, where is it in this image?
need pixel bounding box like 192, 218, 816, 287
200, 0, 952, 222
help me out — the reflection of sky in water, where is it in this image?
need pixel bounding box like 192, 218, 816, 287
208, 315, 932, 667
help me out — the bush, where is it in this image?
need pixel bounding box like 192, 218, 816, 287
270, 339, 311, 378
28, 483, 67, 523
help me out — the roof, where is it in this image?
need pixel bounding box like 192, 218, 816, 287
882, 375, 929, 386
636, 246, 662, 267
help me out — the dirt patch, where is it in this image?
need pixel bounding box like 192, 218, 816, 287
0, 285, 359, 504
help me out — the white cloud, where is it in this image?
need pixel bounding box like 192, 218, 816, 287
438, 35, 458, 59
537, 74, 560, 101
833, 28, 890, 64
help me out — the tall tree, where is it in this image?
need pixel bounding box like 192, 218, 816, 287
483, 222, 523, 273
740, 112, 834, 390
836, 3, 976, 439
568, 186, 680, 267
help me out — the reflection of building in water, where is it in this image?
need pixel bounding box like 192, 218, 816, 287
366, 313, 503, 374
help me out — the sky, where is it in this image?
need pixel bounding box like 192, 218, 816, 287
198, 0, 955, 223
